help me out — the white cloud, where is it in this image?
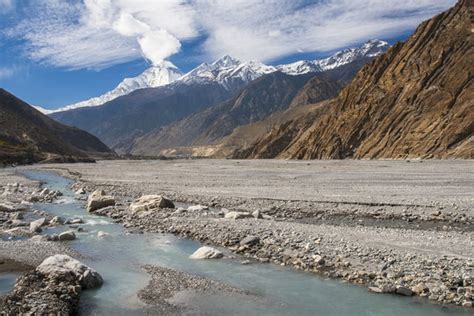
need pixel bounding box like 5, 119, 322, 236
3, 0, 456, 69
0, 66, 18, 79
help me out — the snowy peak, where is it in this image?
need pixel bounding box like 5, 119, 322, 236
53, 61, 183, 113
179, 55, 275, 89
277, 39, 389, 75
51, 39, 390, 112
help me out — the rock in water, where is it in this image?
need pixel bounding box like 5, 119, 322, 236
190, 246, 224, 259
30, 218, 46, 233
87, 189, 115, 212
129, 194, 174, 213
396, 285, 414, 296
59, 231, 76, 241
36, 254, 103, 289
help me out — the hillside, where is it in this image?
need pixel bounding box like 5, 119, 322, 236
0, 89, 113, 165
237, 0, 473, 159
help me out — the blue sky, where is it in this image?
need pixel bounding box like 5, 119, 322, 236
0, 0, 455, 110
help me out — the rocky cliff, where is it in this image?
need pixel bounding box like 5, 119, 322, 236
238, 0, 473, 159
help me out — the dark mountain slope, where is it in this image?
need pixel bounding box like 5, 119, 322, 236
237, 0, 473, 159
51, 82, 236, 153
130, 72, 318, 155
0, 89, 113, 165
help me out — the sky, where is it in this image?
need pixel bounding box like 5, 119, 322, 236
0, 0, 456, 110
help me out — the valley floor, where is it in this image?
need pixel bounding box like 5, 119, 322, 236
1, 159, 473, 311
32, 159, 474, 307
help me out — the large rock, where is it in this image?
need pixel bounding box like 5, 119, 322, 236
36, 254, 103, 289
30, 218, 47, 233
129, 195, 174, 213
190, 246, 224, 259
0, 202, 27, 212
58, 230, 76, 241
87, 189, 115, 212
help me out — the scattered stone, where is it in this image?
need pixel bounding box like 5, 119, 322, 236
87, 190, 115, 212
241, 260, 251, 265
190, 246, 224, 259
252, 210, 263, 219
75, 188, 86, 195
129, 195, 174, 213
369, 286, 383, 293
225, 211, 252, 220
240, 235, 260, 246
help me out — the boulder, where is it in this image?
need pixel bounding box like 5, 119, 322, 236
36, 254, 103, 289
240, 235, 260, 246
49, 216, 64, 225
396, 285, 413, 296
225, 211, 252, 220
129, 195, 174, 213
59, 230, 76, 241
87, 190, 115, 212
30, 218, 46, 233
190, 246, 224, 259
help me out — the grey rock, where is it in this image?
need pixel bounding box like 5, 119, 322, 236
58, 231, 76, 241
190, 246, 223, 259
240, 235, 260, 246
129, 195, 174, 213
87, 190, 115, 212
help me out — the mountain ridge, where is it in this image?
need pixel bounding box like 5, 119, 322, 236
49, 39, 389, 114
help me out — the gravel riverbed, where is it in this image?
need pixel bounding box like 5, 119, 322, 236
1, 159, 473, 311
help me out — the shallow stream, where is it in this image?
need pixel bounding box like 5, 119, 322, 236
9, 170, 470, 315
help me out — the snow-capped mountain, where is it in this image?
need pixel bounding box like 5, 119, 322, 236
53, 61, 183, 113
50, 39, 389, 113
178, 55, 276, 90
276, 39, 389, 75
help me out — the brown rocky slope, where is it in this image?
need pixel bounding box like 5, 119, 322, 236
236, 0, 473, 159
0, 89, 113, 165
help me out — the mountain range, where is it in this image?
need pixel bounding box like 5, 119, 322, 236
234, 0, 473, 159
47, 39, 389, 114
49, 40, 389, 154
0, 89, 113, 165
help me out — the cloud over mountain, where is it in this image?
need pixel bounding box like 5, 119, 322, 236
3, 0, 456, 69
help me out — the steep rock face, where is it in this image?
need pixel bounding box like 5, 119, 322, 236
239, 0, 473, 159
0, 89, 113, 165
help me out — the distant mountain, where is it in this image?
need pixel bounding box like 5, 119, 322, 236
130, 59, 369, 157
0, 89, 113, 165
52, 61, 183, 113
130, 72, 317, 155
235, 0, 473, 159
50, 40, 389, 153
51, 39, 388, 113
276, 39, 389, 75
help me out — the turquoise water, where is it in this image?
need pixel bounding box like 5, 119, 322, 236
15, 170, 470, 316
